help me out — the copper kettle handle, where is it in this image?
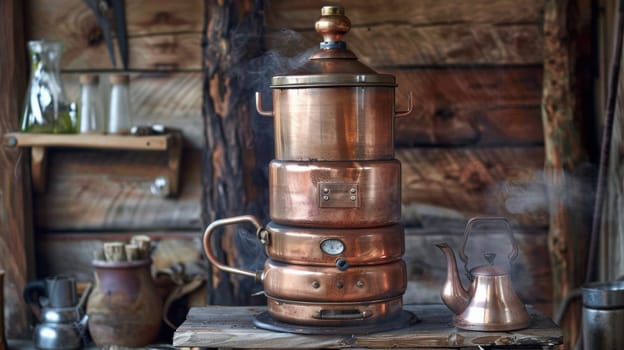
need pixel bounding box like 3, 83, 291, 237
255, 92, 273, 117
202, 215, 265, 282
458, 217, 519, 267
395, 91, 413, 118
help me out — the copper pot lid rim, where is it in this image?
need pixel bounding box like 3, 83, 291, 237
271, 73, 396, 88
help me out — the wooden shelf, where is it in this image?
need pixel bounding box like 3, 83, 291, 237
2, 132, 182, 196
2, 132, 171, 151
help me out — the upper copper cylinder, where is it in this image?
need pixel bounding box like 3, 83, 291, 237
266, 5, 398, 161
272, 86, 395, 161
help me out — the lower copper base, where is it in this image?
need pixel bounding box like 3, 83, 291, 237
253, 310, 418, 335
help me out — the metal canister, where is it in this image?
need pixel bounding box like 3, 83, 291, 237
582, 280, 624, 349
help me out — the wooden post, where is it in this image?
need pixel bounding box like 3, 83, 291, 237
201, 0, 269, 305
542, 0, 592, 348
0, 0, 36, 338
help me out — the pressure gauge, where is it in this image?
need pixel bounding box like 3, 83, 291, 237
320, 239, 345, 255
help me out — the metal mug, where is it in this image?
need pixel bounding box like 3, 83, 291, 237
23, 275, 77, 309
582, 280, 624, 349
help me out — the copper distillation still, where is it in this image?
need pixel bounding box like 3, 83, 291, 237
202, 5, 416, 333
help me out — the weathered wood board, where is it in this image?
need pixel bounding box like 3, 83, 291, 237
34, 150, 202, 231
26, 0, 203, 71
173, 305, 562, 349
266, 24, 542, 66
265, 0, 544, 66
399, 147, 548, 227
265, 0, 545, 28
389, 67, 543, 146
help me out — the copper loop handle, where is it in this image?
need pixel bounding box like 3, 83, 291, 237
459, 217, 519, 274
395, 91, 413, 118
202, 215, 264, 282
255, 92, 273, 117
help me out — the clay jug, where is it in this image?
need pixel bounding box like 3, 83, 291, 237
86, 260, 162, 347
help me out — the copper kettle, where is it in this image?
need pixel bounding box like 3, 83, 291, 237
436, 217, 530, 331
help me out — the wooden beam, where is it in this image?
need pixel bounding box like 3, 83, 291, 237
202, 0, 270, 305
0, 0, 35, 338
542, 0, 592, 348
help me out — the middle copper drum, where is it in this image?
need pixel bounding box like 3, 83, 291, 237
203, 5, 412, 331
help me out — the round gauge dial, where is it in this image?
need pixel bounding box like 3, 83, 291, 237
320, 239, 345, 255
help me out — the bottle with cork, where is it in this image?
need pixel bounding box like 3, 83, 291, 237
108, 74, 132, 134
78, 74, 104, 133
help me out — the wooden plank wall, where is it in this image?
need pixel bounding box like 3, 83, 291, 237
263, 0, 552, 312
24, 0, 206, 308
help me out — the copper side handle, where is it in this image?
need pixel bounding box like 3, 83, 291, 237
395, 91, 413, 118
202, 215, 265, 282
255, 92, 273, 117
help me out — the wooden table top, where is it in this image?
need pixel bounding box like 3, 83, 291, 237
173, 304, 562, 349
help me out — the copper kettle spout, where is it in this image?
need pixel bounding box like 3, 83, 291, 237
436, 243, 470, 315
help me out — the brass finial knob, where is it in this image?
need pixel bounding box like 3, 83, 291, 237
315, 5, 350, 46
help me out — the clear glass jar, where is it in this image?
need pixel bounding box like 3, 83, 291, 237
108, 74, 132, 134
21, 40, 76, 133
78, 74, 104, 133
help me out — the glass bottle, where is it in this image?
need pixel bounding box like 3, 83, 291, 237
21, 40, 76, 133
78, 74, 104, 133
108, 74, 132, 134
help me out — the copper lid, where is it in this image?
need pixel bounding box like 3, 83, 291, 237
271, 6, 395, 88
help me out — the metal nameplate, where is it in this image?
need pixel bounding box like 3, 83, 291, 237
318, 183, 359, 208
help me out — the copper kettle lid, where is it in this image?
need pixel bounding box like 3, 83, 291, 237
271, 6, 395, 88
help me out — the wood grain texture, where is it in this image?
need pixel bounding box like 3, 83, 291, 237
264, 0, 544, 66
174, 305, 561, 348
265, 0, 545, 28
398, 147, 548, 228
0, 0, 34, 338
26, 0, 203, 70
34, 150, 202, 231
266, 23, 543, 66
61, 72, 204, 149
403, 227, 552, 315
388, 67, 543, 146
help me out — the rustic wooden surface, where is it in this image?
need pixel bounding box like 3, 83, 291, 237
173, 304, 562, 349
0, 0, 35, 338
541, 0, 591, 348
